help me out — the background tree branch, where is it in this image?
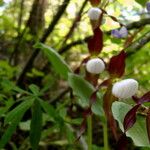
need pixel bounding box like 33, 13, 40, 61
17, 0, 71, 86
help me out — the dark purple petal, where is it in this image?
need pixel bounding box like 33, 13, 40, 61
146, 2, 150, 12
89, 0, 101, 6
123, 104, 141, 132
88, 28, 103, 55
132, 95, 140, 104
138, 91, 150, 104
108, 50, 126, 78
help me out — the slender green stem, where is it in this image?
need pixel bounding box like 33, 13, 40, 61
87, 115, 92, 150
103, 122, 109, 150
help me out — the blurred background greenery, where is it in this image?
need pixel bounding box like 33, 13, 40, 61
0, 0, 150, 149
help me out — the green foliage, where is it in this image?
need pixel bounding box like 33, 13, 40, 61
4, 98, 34, 125
34, 43, 72, 80
0, 113, 23, 149
112, 101, 150, 147
0, 0, 150, 149
68, 73, 104, 117
135, 0, 148, 6
30, 99, 42, 150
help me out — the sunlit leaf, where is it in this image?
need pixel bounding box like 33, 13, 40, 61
112, 102, 150, 147
135, 0, 147, 6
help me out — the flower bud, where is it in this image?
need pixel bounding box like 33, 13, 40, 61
86, 58, 105, 74
111, 26, 128, 38
88, 7, 102, 20
146, 2, 150, 12
112, 79, 138, 99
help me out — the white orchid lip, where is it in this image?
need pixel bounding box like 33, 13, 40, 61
86, 58, 105, 74
112, 79, 138, 99
88, 7, 102, 20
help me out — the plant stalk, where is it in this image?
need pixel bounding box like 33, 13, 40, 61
87, 115, 92, 150
103, 122, 109, 150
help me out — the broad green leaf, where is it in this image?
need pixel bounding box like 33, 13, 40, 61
30, 100, 42, 150
5, 98, 34, 125
112, 101, 150, 147
68, 73, 104, 117
68, 73, 95, 107
34, 43, 71, 80
0, 112, 23, 149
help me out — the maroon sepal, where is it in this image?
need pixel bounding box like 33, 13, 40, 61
88, 28, 103, 55
74, 56, 90, 74
116, 134, 128, 150
132, 96, 140, 104
108, 50, 126, 78
123, 104, 141, 132
85, 71, 99, 87
89, 0, 101, 6
99, 79, 111, 87
132, 91, 150, 104
90, 90, 97, 105
138, 91, 150, 104
146, 109, 150, 143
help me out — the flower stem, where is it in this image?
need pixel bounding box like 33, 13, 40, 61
87, 115, 92, 150
103, 122, 109, 150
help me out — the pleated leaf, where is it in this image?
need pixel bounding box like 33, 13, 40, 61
30, 100, 42, 150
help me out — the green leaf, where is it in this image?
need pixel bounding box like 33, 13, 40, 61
0, 98, 14, 117
34, 43, 72, 80
65, 124, 75, 144
68, 73, 104, 117
135, 0, 147, 6
112, 101, 150, 147
30, 100, 42, 150
5, 98, 34, 125
68, 73, 95, 107
39, 100, 63, 124
29, 84, 40, 95
0, 112, 24, 149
